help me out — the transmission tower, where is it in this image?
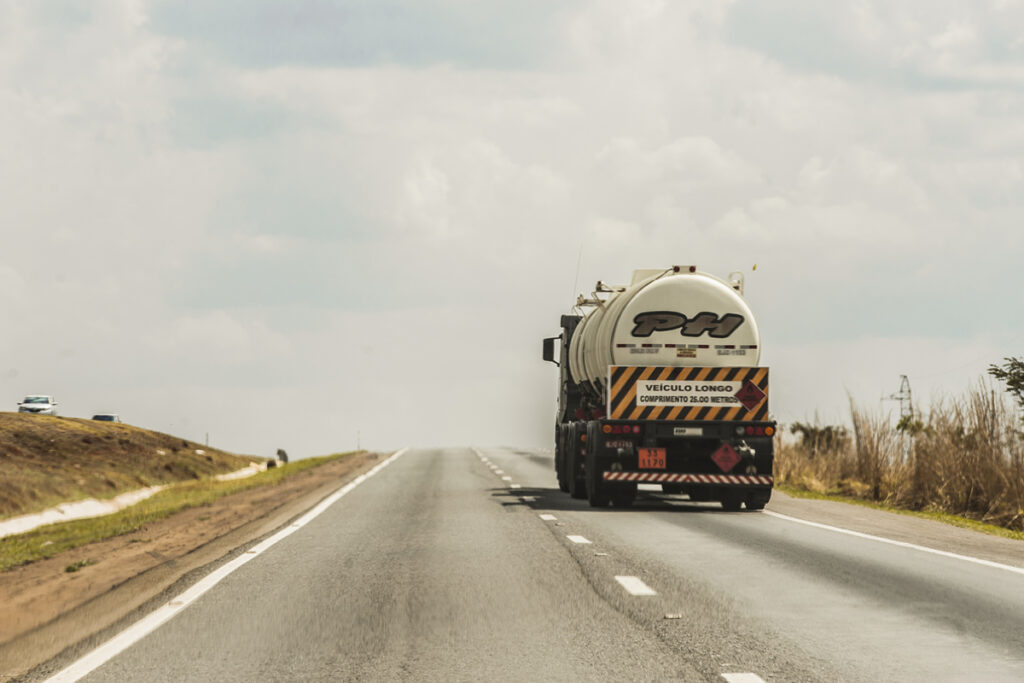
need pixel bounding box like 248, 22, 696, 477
886, 375, 913, 460
889, 375, 913, 421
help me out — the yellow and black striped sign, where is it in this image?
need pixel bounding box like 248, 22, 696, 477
607, 366, 769, 421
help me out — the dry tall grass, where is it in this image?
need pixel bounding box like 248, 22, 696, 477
777, 382, 1024, 531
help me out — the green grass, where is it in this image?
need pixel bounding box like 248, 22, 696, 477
776, 484, 1024, 542
0, 452, 359, 572
65, 559, 95, 573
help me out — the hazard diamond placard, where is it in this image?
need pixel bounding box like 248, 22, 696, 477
711, 443, 741, 473
734, 381, 766, 411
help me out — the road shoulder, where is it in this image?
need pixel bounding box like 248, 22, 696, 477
766, 489, 1024, 570
0, 450, 386, 682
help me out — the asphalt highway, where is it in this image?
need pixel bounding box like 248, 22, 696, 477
39, 447, 1024, 682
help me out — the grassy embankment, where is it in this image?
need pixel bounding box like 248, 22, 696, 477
776, 382, 1024, 541
0, 451, 357, 572
0, 413, 259, 519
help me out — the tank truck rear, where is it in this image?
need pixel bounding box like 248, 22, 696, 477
542, 266, 775, 510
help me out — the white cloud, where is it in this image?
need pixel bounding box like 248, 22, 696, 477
589, 216, 643, 249
150, 312, 290, 361
231, 232, 295, 254
597, 136, 761, 188
3, 0, 1023, 455
399, 156, 453, 239
929, 20, 977, 50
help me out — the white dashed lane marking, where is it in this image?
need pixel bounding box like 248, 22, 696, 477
481, 449, 768, 683
721, 674, 766, 683
474, 450, 520, 489
614, 575, 657, 596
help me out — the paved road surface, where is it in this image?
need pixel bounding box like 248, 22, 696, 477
37, 447, 1024, 682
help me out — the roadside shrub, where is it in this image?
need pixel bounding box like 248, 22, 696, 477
777, 381, 1024, 531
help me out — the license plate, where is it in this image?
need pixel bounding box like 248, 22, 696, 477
638, 447, 666, 469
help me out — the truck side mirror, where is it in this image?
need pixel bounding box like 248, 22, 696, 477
542, 336, 560, 366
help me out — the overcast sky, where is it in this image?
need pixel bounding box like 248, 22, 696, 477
3, 0, 1023, 458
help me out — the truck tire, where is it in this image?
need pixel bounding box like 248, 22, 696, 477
585, 422, 610, 508
555, 426, 569, 492
720, 490, 743, 511
611, 483, 637, 507
568, 426, 587, 499
745, 491, 771, 511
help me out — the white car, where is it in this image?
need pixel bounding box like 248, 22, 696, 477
18, 395, 58, 415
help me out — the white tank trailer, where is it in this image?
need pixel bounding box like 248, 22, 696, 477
542, 266, 775, 509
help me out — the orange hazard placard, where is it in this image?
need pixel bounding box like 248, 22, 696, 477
638, 447, 666, 469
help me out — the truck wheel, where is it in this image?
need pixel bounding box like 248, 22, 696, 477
745, 491, 771, 511
720, 491, 743, 511
555, 426, 569, 492
568, 450, 586, 499
585, 423, 610, 508
611, 483, 637, 508
555, 454, 569, 492
568, 427, 587, 499
586, 469, 610, 507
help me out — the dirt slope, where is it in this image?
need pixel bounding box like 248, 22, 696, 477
0, 413, 261, 519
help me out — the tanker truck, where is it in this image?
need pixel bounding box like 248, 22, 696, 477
541, 265, 775, 510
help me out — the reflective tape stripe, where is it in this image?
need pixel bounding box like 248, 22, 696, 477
603, 472, 773, 485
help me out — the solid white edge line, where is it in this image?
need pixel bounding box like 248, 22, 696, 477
45, 448, 410, 683
566, 535, 591, 544
614, 575, 657, 596
762, 510, 1024, 576
721, 673, 767, 683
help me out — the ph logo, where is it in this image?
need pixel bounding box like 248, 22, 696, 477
631, 311, 744, 338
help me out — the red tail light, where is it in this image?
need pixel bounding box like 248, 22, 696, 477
602, 424, 641, 435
